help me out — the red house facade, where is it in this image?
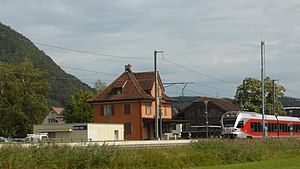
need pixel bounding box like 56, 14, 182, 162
88, 65, 175, 140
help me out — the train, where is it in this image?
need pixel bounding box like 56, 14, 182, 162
221, 111, 300, 138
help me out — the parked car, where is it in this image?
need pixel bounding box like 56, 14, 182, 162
0, 137, 8, 142
25, 133, 49, 142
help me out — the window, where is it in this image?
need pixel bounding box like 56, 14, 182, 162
48, 118, 57, 123
124, 104, 131, 115
163, 125, 170, 133
164, 107, 167, 116
236, 121, 244, 128
110, 87, 122, 95
146, 104, 151, 115
124, 123, 132, 135
223, 117, 237, 127
103, 105, 113, 116
293, 124, 300, 132
41, 136, 48, 141
250, 122, 262, 132
266, 123, 277, 132
279, 123, 289, 132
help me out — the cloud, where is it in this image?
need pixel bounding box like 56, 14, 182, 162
1, 0, 300, 98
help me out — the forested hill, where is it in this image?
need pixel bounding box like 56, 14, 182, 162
0, 22, 92, 106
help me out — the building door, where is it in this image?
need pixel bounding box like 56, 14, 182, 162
48, 132, 55, 139
114, 130, 119, 140
146, 123, 152, 139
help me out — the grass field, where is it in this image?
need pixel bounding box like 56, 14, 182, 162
196, 156, 300, 169
1, 138, 300, 168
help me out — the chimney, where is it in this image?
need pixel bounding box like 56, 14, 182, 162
125, 64, 132, 72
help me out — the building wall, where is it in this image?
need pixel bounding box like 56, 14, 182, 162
42, 110, 64, 124
88, 123, 124, 141
93, 101, 142, 140
184, 103, 224, 126
93, 100, 173, 140
33, 123, 124, 141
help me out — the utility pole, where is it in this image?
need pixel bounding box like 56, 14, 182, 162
154, 50, 163, 140
204, 100, 209, 138
272, 79, 278, 115
261, 41, 266, 137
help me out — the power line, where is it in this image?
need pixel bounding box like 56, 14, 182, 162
61, 66, 119, 76
33, 41, 152, 60
162, 58, 238, 85
193, 82, 235, 94
33, 41, 238, 85
170, 85, 208, 97
286, 89, 300, 97
30, 41, 300, 97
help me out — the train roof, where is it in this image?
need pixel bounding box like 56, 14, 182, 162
230, 111, 300, 122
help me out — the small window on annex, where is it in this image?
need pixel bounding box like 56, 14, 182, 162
124, 123, 132, 135
124, 104, 131, 115
146, 104, 151, 115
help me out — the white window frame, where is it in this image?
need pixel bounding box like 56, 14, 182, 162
104, 105, 112, 116
146, 104, 151, 115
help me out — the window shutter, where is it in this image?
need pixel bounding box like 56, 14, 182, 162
100, 105, 104, 116
111, 105, 115, 116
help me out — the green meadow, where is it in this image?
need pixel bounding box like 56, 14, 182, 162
1, 138, 300, 169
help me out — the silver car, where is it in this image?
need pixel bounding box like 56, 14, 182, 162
0, 137, 8, 142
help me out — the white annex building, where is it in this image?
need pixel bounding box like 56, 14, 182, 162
34, 123, 124, 142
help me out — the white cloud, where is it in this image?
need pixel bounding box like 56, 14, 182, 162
1, 0, 300, 98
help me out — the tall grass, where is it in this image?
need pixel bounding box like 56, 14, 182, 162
1, 138, 300, 169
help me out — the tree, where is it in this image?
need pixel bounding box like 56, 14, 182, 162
64, 90, 95, 123
0, 59, 50, 137
234, 77, 286, 115
94, 79, 107, 94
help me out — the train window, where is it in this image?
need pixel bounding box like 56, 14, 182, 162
223, 117, 237, 127
250, 122, 262, 132
267, 123, 277, 132
294, 124, 300, 132
279, 124, 290, 132
269, 123, 272, 132
236, 121, 244, 128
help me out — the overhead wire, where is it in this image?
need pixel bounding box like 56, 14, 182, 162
162, 58, 238, 85
33, 42, 152, 60
30, 41, 299, 97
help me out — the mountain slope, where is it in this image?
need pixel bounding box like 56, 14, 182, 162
0, 22, 92, 106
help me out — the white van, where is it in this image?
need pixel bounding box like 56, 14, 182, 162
25, 133, 49, 142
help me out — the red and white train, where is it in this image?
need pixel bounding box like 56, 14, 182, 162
221, 111, 300, 138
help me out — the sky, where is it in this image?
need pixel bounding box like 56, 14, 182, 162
1, 0, 300, 99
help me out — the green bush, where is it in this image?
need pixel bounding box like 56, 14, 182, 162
1, 138, 300, 169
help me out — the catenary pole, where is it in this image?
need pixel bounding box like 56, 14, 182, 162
261, 41, 266, 137
154, 50, 163, 140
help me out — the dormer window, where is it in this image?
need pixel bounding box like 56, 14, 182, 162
111, 87, 122, 95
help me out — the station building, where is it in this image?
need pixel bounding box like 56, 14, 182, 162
33, 123, 124, 142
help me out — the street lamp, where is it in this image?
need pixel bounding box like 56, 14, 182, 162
204, 100, 209, 138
